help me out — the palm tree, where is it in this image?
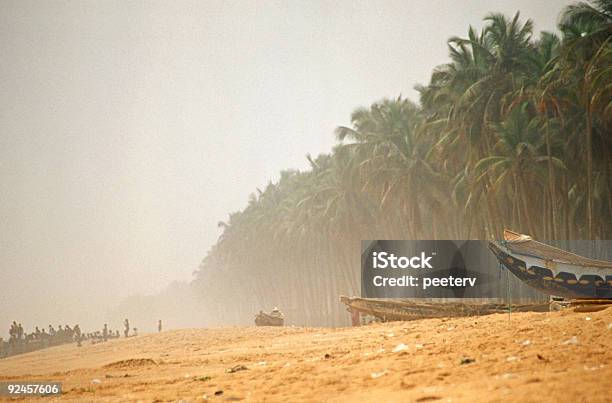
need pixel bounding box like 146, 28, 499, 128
335, 98, 446, 238
193, 3, 612, 328
475, 103, 565, 237
558, 0, 612, 238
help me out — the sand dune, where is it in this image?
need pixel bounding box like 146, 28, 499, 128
1, 308, 610, 402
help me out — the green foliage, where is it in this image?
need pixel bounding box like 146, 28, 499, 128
194, 2, 612, 326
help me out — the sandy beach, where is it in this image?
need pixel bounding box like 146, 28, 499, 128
1, 307, 610, 402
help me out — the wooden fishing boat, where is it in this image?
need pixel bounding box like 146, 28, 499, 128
254, 310, 284, 326
489, 230, 612, 299
339, 296, 548, 322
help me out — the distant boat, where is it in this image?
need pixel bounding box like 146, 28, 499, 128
254, 308, 284, 326
489, 230, 612, 299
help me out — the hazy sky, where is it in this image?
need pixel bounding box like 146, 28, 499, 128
1, 0, 570, 334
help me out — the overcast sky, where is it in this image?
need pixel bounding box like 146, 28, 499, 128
0, 0, 570, 334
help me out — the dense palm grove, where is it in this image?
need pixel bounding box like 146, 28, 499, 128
194, 2, 612, 326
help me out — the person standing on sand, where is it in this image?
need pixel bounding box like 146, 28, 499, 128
103, 324, 108, 342
124, 319, 129, 338
74, 324, 81, 347
158, 320, 162, 333
9, 322, 16, 341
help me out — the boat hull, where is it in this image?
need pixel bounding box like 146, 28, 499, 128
339, 296, 549, 322
488, 242, 612, 299
254, 313, 284, 326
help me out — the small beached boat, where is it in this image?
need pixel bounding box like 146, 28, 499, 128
489, 230, 612, 299
254, 308, 284, 326
339, 296, 548, 322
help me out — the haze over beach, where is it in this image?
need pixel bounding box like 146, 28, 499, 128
0, 0, 573, 336
2, 1, 612, 401
1, 308, 611, 402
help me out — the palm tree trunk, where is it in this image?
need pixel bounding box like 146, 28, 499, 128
519, 173, 536, 236
562, 175, 571, 240
545, 123, 557, 239
513, 172, 522, 231
605, 149, 612, 238
484, 177, 503, 238
543, 190, 549, 239
411, 195, 424, 238
585, 102, 594, 239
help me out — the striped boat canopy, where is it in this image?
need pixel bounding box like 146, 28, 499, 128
503, 230, 612, 269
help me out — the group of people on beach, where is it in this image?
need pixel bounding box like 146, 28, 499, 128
2, 321, 83, 358
8, 321, 82, 345
0, 318, 153, 359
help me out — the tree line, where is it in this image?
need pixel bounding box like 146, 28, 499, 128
193, 2, 612, 326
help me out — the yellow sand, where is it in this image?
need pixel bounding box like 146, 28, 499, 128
1, 308, 610, 402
